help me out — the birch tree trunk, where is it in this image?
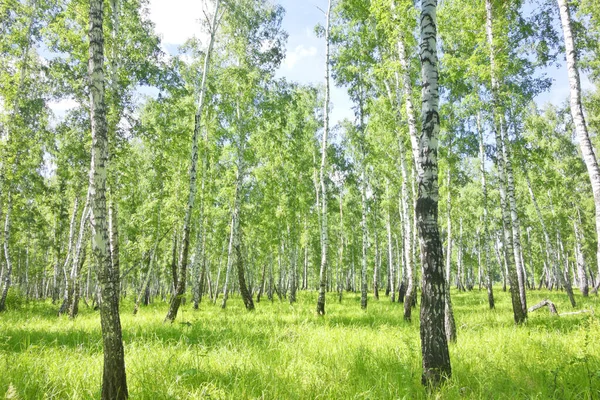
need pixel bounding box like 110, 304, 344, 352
373, 214, 380, 301
58, 197, 79, 315
338, 192, 345, 302
418, 0, 451, 387
68, 195, 92, 318
386, 185, 395, 303
486, 0, 525, 324
289, 242, 297, 304
316, 0, 332, 316
134, 191, 163, 314
0, 196, 13, 312
478, 113, 494, 309
221, 213, 235, 308
394, 19, 419, 316
360, 167, 368, 310
557, 0, 600, 292
524, 170, 576, 307
574, 210, 589, 296
165, 0, 220, 322
88, 0, 128, 396
501, 123, 527, 312
444, 169, 456, 342
0, 0, 36, 312
384, 80, 415, 317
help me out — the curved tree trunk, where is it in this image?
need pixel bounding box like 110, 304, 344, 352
557, 0, 600, 293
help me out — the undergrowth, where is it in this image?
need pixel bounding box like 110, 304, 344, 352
0, 288, 599, 399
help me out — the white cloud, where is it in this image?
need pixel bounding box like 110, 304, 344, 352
284, 45, 318, 69
149, 0, 213, 46
48, 98, 79, 113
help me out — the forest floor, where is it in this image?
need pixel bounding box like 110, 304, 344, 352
0, 288, 599, 399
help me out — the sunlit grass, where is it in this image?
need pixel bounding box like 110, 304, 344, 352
1, 287, 599, 399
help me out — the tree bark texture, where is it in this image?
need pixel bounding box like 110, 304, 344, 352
418, 0, 451, 387
316, 0, 332, 316
486, 0, 526, 324
557, 0, 600, 292
88, 0, 128, 396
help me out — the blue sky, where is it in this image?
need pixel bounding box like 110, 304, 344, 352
148, 0, 354, 124
49, 0, 590, 121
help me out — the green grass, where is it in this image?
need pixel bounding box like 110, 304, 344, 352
1, 288, 599, 399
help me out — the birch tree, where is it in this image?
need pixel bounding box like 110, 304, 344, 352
557, 0, 600, 292
418, 0, 451, 387
165, 0, 221, 322
88, 0, 128, 396
317, 0, 333, 316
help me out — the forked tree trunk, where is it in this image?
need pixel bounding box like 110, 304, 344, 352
557, 0, 600, 293
418, 0, 451, 387
58, 197, 79, 316
88, 0, 128, 396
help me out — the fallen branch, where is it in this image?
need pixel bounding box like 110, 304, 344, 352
560, 309, 594, 316
528, 300, 595, 317
528, 299, 558, 314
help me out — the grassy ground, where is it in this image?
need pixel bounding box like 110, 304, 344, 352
0, 288, 599, 399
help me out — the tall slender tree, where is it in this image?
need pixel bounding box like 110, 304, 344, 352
418, 0, 451, 387
317, 0, 333, 316
165, 0, 221, 322
88, 0, 127, 396
557, 0, 600, 292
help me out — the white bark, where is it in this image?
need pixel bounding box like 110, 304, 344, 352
418, 0, 451, 386
486, 0, 526, 323
574, 210, 589, 296
316, 0, 332, 316
165, 0, 221, 322
557, 0, 600, 291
